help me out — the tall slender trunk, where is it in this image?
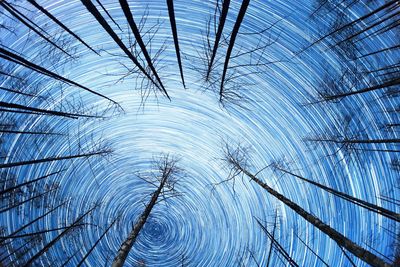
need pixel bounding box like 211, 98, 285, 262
166, 0, 186, 88
0, 1, 72, 57
358, 44, 400, 59
297, 0, 398, 55
80, 0, 164, 96
275, 167, 400, 222
295, 232, 329, 266
112, 169, 170, 267
219, 0, 250, 101
0, 187, 57, 213
0, 101, 101, 119
26, 0, 99, 55
119, 0, 169, 99
77, 217, 118, 266
332, 11, 399, 48
61, 249, 80, 267
2, 224, 85, 239
308, 136, 400, 144
0, 200, 66, 242
0, 129, 62, 135
95, 0, 123, 31
0, 108, 45, 116
0, 169, 64, 195
0, 86, 39, 97
0, 47, 119, 106
0, 239, 31, 263
23, 205, 97, 266
206, 0, 230, 81
255, 217, 299, 267
236, 164, 390, 267
0, 150, 109, 169
266, 212, 277, 267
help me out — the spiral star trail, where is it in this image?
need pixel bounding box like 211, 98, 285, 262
0, 0, 398, 266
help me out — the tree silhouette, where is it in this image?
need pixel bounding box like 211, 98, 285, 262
221, 143, 391, 267
112, 155, 182, 267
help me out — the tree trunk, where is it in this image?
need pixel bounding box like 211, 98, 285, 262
166, 0, 186, 88
256, 217, 299, 267
0, 150, 109, 169
77, 217, 118, 266
0, 47, 118, 106
27, 0, 99, 55
219, 0, 250, 101
0, 187, 57, 213
237, 164, 390, 267
119, 0, 169, 99
80, 0, 163, 95
23, 205, 97, 266
112, 169, 170, 267
275, 167, 400, 222
0, 170, 64, 195
206, 0, 230, 81
0, 1, 72, 57
0, 200, 66, 242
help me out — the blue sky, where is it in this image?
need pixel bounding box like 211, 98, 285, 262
0, 0, 398, 266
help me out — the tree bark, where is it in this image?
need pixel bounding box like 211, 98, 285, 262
206, 0, 230, 81
27, 0, 99, 55
23, 205, 97, 266
219, 0, 250, 101
112, 169, 171, 267
236, 164, 390, 267
119, 0, 169, 99
0, 150, 109, 169
166, 0, 186, 88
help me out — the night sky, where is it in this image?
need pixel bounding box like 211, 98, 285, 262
0, 0, 399, 266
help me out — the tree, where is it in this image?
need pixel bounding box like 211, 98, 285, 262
205, 0, 230, 82
77, 217, 119, 266
23, 204, 99, 266
80, 0, 168, 99
271, 163, 400, 222
112, 155, 182, 267
119, 0, 169, 98
166, 0, 186, 88
255, 217, 299, 267
222, 143, 391, 267
0, 47, 119, 107
219, 0, 250, 102
26, 0, 99, 55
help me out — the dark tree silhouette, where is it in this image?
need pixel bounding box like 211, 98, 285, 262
0, 47, 119, 106
80, 0, 167, 98
166, 0, 186, 88
23, 204, 99, 266
271, 163, 400, 222
206, 0, 230, 82
222, 144, 391, 267
119, 0, 169, 99
219, 0, 250, 101
0, 1, 73, 57
77, 217, 119, 266
26, 0, 99, 55
255, 217, 299, 267
112, 155, 182, 267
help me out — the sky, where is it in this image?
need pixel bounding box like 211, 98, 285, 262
0, 0, 398, 266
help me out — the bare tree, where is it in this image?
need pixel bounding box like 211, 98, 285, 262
255, 217, 299, 267
23, 203, 99, 266
26, 0, 99, 55
166, 0, 186, 88
221, 143, 391, 267
80, 0, 168, 99
0, 47, 119, 107
112, 154, 182, 267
